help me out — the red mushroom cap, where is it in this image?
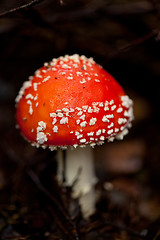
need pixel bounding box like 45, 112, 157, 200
16, 54, 133, 150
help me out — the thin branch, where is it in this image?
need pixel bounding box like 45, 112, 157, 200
81, 219, 145, 239
27, 169, 80, 240
105, 1, 160, 15
107, 29, 159, 60
0, 0, 43, 17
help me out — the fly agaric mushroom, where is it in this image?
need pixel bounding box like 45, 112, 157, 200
15, 54, 133, 218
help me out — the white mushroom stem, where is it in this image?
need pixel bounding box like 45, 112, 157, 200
57, 146, 97, 219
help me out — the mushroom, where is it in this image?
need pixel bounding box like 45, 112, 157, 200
15, 54, 133, 218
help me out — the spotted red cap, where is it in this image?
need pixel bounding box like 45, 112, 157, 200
16, 54, 133, 150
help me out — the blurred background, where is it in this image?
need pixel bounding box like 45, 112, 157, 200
0, 0, 160, 239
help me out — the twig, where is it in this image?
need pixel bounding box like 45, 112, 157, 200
81, 219, 145, 239
0, 0, 43, 17
71, 167, 82, 189
105, 1, 160, 15
0, 142, 79, 239
2, 236, 27, 240
62, 150, 67, 184
27, 169, 80, 240
107, 29, 159, 61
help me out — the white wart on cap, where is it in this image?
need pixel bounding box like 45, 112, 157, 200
16, 54, 133, 150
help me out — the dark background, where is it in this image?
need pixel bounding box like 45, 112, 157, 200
0, 0, 160, 239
